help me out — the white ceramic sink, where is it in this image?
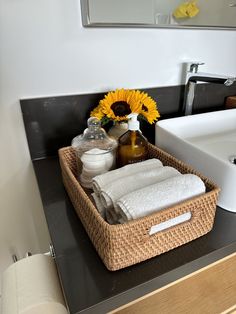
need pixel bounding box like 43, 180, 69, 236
155, 109, 236, 212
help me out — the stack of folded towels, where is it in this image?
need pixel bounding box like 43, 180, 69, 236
91, 158, 206, 224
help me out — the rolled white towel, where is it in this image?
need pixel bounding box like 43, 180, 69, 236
115, 174, 206, 222
106, 208, 120, 225
100, 166, 181, 209
92, 158, 163, 194
91, 193, 106, 218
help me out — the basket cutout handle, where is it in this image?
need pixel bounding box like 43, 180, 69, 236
149, 211, 192, 236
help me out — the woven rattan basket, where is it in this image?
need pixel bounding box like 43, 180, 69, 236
59, 143, 220, 271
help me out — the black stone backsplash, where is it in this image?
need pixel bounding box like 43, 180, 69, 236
20, 83, 236, 160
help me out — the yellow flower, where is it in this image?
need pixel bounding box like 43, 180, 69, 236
99, 89, 142, 122
173, 1, 199, 19
90, 104, 104, 120
139, 93, 160, 124
90, 88, 160, 125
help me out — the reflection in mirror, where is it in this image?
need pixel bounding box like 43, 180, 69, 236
81, 0, 236, 29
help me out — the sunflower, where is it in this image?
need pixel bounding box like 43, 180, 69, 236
136, 91, 160, 124
99, 89, 142, 122
90, 104, 105, 121
90, 88, 160, 125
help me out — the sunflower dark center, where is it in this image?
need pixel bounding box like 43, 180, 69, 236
142, 104, 148, 112
111, 101, 131, 117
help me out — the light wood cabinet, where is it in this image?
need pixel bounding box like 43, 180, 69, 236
111, 253, 236, 314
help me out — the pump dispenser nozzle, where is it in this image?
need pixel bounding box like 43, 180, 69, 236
127, 113, 140, 131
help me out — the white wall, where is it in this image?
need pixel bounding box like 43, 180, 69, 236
0, 0, 236, 292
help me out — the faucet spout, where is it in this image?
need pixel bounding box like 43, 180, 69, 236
188, 75, 235, 86
183, 63, 236, 115
225, 77, 236, 86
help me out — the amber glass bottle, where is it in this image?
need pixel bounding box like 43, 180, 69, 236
117, 113, 148, 167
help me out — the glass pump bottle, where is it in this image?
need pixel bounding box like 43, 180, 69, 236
117, 113, 148, 167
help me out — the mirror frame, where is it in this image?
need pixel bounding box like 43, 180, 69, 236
80, 0, 236, 30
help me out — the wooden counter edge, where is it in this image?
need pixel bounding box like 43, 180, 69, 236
110, 252, 236, 314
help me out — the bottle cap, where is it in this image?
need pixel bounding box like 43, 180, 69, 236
127, 113, 140, 131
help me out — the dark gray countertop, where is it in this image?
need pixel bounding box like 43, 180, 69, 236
33, 157, 236, 314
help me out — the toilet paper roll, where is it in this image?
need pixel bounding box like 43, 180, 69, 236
1, 254, 68, 314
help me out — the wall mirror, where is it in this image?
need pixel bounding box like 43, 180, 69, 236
81, 0, 236, 29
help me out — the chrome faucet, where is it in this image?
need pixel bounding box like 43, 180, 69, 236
183, 62, 236, 115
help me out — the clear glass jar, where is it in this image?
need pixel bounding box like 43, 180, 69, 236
72, 117, 117, 188
108, 121, 128, 140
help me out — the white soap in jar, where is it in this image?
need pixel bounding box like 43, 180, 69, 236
80, 148, 114, 188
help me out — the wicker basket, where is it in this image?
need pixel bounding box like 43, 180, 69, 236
58, 143, 220, 271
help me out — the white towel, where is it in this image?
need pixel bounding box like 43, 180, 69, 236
115, 174, 206, 222
91, 193, 106, 218
100, 166, 181, 209
92, 158, 163, 194
106, 208, 120, 225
